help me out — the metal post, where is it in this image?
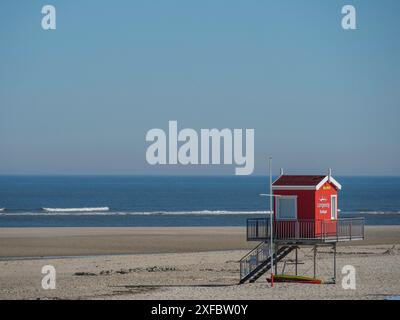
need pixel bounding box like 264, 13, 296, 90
269, 157, 274, 287
349, 219, 352, 240
321, 220, 323, 240
313, 245, 317, 279
295, 247, 298, 276
275, 244, 278, 275
362, 219, 365, 239
255, 219, 258, 239
333, 243, 336, 284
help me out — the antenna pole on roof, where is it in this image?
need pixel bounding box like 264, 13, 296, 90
269, 157, 274, 287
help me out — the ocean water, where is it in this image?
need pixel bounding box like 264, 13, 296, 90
0, 176, 399, 227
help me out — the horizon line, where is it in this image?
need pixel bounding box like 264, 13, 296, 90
0, 174, 399, 178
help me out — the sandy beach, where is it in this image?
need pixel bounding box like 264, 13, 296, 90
0, 226, 399, 300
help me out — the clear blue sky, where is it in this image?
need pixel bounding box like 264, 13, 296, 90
0, 0, 399, 175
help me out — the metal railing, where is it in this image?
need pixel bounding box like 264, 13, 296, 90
239, 242, 270, 281
246, 218, 270, 241
335, 218, 365, 240
247, 218, 364, 242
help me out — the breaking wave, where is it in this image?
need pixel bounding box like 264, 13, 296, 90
341, 210, 400, 215
42, 207, 110, 213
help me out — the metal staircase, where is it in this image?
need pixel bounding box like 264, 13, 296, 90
239, 243, 296, 284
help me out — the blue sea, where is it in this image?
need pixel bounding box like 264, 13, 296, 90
0, 176, 399, 227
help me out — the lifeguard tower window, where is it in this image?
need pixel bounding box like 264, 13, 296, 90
331, 195, 337, 220
276, 196, 297, 220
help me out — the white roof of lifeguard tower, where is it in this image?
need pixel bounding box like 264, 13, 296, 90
272, 168, 342, 191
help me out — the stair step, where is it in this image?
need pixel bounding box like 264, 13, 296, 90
240, 245, 297, 284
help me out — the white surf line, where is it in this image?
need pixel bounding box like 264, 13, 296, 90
42, 207, 110, 213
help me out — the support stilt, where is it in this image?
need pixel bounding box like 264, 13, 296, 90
333, 243, 337, 284
313, 245, 317, 279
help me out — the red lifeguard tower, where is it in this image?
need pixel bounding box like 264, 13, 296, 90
272, 169, 341, 239
239, 169, 364, 284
